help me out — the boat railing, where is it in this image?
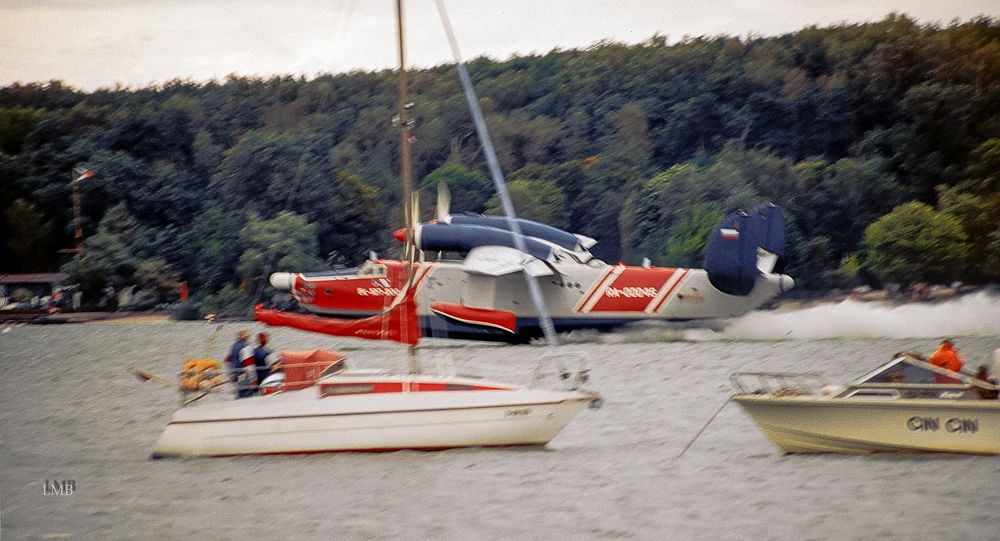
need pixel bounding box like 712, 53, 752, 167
730, 371, 827, 396
529, 353, 591, 391
841, 382, 997, 400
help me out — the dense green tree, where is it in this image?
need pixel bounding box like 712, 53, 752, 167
60, 203, 140, 303
316, 171, 382, 265
937, 138, 1000, 282
0, 107, 45, 154
485, 178, 569, 229
210, 131, 306, 216
178, 207, 245, 294
662, 203, 723, 267
237, 211, 325, 294
419, 162, 492, 214
4, 198, 55, 272
621, 156, 758, 265
862, 202, 970, 284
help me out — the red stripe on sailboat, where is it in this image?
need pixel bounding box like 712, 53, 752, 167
255, 285, 421, 346
429, 302, 517, 333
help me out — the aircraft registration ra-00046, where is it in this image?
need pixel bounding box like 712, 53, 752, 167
269, 203, 794, 342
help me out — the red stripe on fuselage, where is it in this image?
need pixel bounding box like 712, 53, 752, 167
648, 268, 689, 313
575, 265, 619, 312
581, 267, 676, 313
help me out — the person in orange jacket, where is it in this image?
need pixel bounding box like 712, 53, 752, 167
929, 339, 964, 383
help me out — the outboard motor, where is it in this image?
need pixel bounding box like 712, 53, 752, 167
704, 203, 786, 296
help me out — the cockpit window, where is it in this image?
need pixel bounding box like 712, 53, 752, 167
357, 261, 386, 277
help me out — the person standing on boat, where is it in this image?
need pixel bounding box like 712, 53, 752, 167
929, 339, 964, 383
225, 329, 256, 399
993, 348, 1000, 387
252, 332, 277, 394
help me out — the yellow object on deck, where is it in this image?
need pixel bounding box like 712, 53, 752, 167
179, 358, 222, 392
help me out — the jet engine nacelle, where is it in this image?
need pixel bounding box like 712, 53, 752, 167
415, 223, 555, 262
448, 214, 595, 252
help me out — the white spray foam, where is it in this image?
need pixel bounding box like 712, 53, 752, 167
556, 291, 1000, 343
692, 291, 1000, 341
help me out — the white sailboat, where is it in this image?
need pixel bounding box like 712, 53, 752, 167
152, 1, 600, 457
152, 359, 598, 456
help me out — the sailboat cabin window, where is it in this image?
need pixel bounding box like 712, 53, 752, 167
322, 383, 375, 396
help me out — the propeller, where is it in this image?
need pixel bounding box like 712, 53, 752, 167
405, 189, 421, 263
411, 189, 421, 230
436, 182, 451, 223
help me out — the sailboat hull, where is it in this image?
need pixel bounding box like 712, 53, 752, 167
153, 383, 593, 457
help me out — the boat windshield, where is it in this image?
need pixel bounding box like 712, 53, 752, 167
857, 356, 997, 391
859, 358, 942, 385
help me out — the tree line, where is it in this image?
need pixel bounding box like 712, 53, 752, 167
2, 13, 998, 311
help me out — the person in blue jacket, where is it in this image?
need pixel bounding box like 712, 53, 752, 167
252, 332, 276, 393
225, 329, 255, 398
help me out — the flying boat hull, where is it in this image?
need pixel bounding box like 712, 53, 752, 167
273, 260, 791, 341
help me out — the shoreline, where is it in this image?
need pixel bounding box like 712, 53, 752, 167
3, 286, 997, 325
0, 311, 173, 325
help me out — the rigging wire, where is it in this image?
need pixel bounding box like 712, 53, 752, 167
434, 0, 559, 347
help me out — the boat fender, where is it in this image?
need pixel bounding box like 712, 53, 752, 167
179, 358, 222, 391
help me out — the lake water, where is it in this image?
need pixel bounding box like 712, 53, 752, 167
2, 295, 999, 540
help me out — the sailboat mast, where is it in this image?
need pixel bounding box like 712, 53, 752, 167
396, 0, 420, 374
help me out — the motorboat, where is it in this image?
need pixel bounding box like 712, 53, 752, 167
731, 353, 1000, 454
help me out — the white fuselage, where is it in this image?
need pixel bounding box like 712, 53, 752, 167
277, 259, 792, 340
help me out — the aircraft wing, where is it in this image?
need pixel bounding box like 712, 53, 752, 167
460, 246, 555, 277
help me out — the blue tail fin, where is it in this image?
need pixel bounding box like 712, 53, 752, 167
703, 204, 785, 296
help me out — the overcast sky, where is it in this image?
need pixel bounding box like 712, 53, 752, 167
1, 0, 997, 91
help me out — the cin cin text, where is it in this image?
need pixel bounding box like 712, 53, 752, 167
906, 416, 979, 433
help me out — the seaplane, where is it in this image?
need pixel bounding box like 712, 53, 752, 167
269, 194, 794, 342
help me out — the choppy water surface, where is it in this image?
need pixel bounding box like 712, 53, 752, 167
2, 298, 999, 540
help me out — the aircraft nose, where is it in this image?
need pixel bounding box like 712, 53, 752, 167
269, 272, 295, 290
393, 228, 407, 243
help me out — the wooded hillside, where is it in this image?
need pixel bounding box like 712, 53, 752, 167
2, 14, 998, 309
